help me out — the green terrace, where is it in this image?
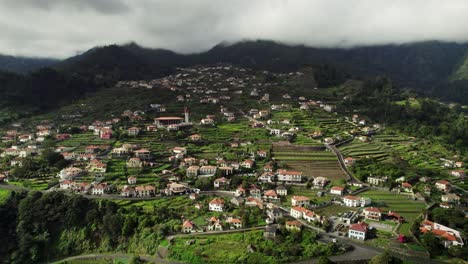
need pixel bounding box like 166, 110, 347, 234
359, 190, 427, 236
273, 147, 346, 180
60, 133, 115, 151
339, 140, 389, 161
273, 151, 337, 161
284, 186, 333, 205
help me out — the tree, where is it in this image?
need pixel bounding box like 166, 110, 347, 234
317, 256, 333, 264
420, 233, 442, 256
369, 252, 401, 264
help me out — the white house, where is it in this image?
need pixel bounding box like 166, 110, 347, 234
277, 170, 302, 183
348, 222, 369, 240
209, 198, 225, 212
214, 177, 230, 188
276, 185, 288, 196
291, 196, 310, 207
343, 195, 361, 207
330, 186, 345, 196
420, 220, 464, 248
435, 180, 451, 192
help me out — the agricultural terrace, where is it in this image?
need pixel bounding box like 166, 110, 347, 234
339, 140, 390, 162
115, 196, 266, 228
269, 108, 354, 143
273, 144, 346, 181
359, 190, 427, 236
284, 186, 334, 206
317, 204, 358, 217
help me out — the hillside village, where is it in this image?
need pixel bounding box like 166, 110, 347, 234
0, 64, 466, 261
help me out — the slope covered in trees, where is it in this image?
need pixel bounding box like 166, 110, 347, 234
0, 191, 176, 264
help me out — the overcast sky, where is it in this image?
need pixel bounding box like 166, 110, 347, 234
1, 0, 468, 58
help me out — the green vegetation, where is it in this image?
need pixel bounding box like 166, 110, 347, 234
0, 191, 191, 264
169, 229, 337, 264
0, 189, 10, 204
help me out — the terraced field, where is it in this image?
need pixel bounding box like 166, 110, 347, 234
60, 133, 115, 151
339, 140, 389, 161
273, 144, 346, 180
359, 190, 427, 236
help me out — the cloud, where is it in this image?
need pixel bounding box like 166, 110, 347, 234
0, 0, 468, 58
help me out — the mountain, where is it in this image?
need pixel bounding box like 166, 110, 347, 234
56, 40, 468, 99
0, 54, 58, 74
1, 39, 468, 119
56, 43, 174, 81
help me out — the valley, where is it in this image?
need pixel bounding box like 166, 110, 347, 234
0, 63, 466, 264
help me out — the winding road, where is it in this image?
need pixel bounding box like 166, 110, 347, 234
325, 143, 362, 184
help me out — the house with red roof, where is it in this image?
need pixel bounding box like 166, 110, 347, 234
387, 211, 404, 223
401, 182, 413, 193
420, 220, 464, 248
59, 180, 75, 190
285, 220, 303, 231
135, 186, 155, 197
245, 197, 264, 209
435, 180, 451, 192
209, 198, 225, 212
291, 196, 310, 207
450, 170, 465, 178
330, 186, 345, 196
343, 195, 361, 207
263, 189, 279, 202
348, 222, 369, 240
127, 127, 140, 136
364, 207, 382, 221
214, 177, 230, 188
227, 217, 243, 229
207, 217, 223, 231
240, 159, 255, 169
277, 169, 302, 183
182, 220, 195, 233
121, 186, 136, 197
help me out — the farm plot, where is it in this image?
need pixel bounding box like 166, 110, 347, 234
359, 190, 426, 235
60, 133, 115, 151
273, 145, 346, 180
339, 140, 389, 161
285, 186, 333, 205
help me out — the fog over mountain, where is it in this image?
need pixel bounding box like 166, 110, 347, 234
1, 0, 468, 58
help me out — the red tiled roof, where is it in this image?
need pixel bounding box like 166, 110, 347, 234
183, 220, 194, 228
292, 195, 310, 202
331, 186, 344, 191
349, 222, 368, 232
286, 220, 302, 227
344, 195, 360, 201
436, 180, 450, 185
209, 198, 225, 205
277, 169, 302, 175
364, 207, 382, 213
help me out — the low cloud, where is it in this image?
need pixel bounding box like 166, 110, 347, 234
1, 0, 468, 58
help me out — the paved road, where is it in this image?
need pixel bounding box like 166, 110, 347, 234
51, 253, 181, 264
325, 144, 362, 183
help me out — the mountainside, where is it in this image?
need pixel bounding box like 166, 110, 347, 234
0, 54, 58, 74
57, 44, 174, 81
56, 40, 468, 101
1, 40, 468, 120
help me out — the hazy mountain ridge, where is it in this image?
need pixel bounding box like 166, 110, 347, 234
0, 54, 58, 74
1, 40, 468, 116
